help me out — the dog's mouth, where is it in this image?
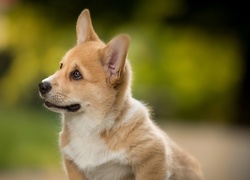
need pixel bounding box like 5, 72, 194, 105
44, 101, 81, 112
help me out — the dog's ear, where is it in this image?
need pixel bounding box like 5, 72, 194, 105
102, 34, 130, 86
76, 9, 99, 44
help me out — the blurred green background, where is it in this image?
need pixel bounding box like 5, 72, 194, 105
0, 0, 250, 179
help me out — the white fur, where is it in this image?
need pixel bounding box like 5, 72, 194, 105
165, 137, 173, 179
121, 99, 141, 125
62, 112, 131, 180
84, 162, 133, 180
42, 74, 55, 83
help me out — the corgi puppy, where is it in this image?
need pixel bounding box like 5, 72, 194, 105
39, 9, 203, 180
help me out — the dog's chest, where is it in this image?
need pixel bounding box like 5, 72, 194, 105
62, 131, 126, 166
84, 162, 134, 180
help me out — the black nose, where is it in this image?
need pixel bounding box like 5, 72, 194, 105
39, 81, 52, 95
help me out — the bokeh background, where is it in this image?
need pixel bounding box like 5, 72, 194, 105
0, 0, 249, 180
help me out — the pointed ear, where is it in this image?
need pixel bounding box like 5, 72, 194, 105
76, 9, 99, 44
102, 34, 130, 86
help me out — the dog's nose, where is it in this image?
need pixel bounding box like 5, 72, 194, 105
39, 81, 52, 95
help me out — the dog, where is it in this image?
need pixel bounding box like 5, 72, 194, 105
39, 9, 203, 180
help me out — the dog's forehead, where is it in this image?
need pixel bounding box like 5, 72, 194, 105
63, 42, 104, 64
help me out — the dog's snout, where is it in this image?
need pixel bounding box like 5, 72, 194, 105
39, 81, 52, 95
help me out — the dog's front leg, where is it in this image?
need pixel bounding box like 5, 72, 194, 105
131, 145, 169, 180
63, 158, 87, 180
133, 159, 168, 180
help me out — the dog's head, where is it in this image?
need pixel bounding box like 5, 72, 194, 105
39, 9, 131, 114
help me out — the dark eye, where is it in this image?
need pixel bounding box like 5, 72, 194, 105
71, 70, 82, 80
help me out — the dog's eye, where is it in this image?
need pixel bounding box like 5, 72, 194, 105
60, 63, 63, 69
71, 70, 83, 80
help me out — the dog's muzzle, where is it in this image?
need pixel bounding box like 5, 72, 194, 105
38, 81, 81, 112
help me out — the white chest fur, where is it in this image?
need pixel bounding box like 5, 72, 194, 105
61, 113, 131, 179
62, 131, 127, 169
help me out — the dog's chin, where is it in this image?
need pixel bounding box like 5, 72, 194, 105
44, 101, 81, 113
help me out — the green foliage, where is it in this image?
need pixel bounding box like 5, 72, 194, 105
0, 6, 75, 106
122, 24, 242, 121
0, 2, 243, 122
0, 106, 61, 169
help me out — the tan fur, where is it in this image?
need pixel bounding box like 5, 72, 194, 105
63, 158, 87, 180
39, 9, 203, 180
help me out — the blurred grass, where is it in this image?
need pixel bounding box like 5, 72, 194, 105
0, 106, 61, 170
